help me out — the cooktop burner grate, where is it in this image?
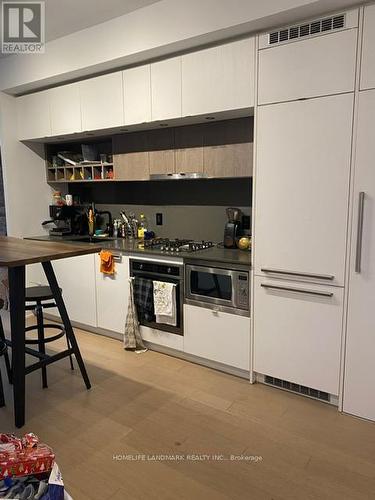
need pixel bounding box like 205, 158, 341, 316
143, 238, 215, 253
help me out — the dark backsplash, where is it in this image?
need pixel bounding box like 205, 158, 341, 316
68, 178, 252, 206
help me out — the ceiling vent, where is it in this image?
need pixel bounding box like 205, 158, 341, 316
264, 375, 330, 402
268, 14, 345, 45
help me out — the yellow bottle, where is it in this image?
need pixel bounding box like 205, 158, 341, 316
137, 214, 147, 239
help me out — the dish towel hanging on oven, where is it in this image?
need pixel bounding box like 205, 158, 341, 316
124, 278, 147, 352
133, 277, 154, 322
153, 280, 177, 326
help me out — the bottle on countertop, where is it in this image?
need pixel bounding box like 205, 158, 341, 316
137, 214, 148, 239
87, 205, 95, 236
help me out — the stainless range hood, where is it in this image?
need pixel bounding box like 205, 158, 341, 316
149, 172, 208, 180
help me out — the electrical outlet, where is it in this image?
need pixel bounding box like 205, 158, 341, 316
156, 213, 163, 225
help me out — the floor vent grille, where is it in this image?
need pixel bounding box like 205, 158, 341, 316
268, 14, 345, 45
264, 375, 330, 402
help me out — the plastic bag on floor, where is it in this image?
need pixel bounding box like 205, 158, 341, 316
41, 463, 72, 500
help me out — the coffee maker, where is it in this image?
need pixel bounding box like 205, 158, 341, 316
42, 205, 86, 236
224, 207, 242, 248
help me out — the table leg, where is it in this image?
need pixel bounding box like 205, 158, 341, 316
8, 266, 26, 428
42, 261, 91, 390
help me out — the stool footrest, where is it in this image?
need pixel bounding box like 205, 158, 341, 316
25, 324, 65, 345
25, 348, 75, 375
25, 302, 56, 312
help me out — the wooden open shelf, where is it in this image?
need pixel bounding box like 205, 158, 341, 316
47, 163, 114, 183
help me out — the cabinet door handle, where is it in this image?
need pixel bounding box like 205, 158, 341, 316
261, 283, 333, 298
355, 192, 365, 274
261, 268, 334, 281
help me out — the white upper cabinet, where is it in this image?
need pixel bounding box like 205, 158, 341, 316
254, 94, 353, 286
80, 72, 124, 131
360, 4, 375, 91
123, 65, 152, 125
151, 57, 182, 121
17, 91, 51, 140
48, 82, 81, 136
182, 38, 255, 116
258, 11, 358, 105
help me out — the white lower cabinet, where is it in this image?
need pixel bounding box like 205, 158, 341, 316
26, 263, 48, 287
95, 254, 129, 334
253, 276, 343, 395
48, 254, 97, 327
184, 304, 250, 371
343, 90, 375, 421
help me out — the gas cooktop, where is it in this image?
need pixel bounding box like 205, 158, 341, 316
143, 238, 215, 253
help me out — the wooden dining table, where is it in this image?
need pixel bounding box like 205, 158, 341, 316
0, 236, 102, 428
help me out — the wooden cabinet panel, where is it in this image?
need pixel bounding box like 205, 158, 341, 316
123, 65, 151, 125
204, 143, 253, 178
174, 125, 204, 173
113, 132, 149, 180
17, 91, 51, 140
148, 128, 175, 175
96, 254, 130, 333
80, 72, 124, 131
361, 4, 375, 91
182, 38, 255, 116
114, 118, 252, 180
203, 119, 253, 178
258, 28, 357, 104
184, 304, 250, 370
344, 90, 375, 420
149, 150, 175, 175
151, 57, 182, 121
48, 83, 82, 136
253, 276, 343, 395
114, 152, 149, 181
254, 94, 353, 286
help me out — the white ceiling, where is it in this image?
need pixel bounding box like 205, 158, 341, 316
0, 0, 162, 43
44, 0, 162, 41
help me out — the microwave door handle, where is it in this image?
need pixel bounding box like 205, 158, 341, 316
187, 264, 233, 277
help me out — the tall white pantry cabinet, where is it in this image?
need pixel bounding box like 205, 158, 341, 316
253, 10, 358, 397
343, 4, 375, 421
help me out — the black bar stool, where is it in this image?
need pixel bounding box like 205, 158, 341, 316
0, 299, 13, 407
25, 286, 74, 388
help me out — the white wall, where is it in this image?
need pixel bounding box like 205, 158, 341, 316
0, 0, 364, 94
0, 93, 51, 237
0, 0, 363, 238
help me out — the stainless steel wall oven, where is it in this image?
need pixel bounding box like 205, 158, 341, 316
130, 259, 184, 335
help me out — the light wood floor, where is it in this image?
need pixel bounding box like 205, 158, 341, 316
0, 323, 375, 500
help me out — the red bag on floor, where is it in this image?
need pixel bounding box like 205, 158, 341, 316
0, 433, 55, 479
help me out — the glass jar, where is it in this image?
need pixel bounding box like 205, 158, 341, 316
52, 191, 63, 206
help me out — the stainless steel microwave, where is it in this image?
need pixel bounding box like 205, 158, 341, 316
185, 261, 250, 317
